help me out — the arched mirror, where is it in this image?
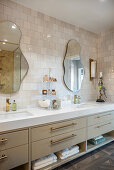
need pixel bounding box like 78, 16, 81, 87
0, 21, 29, 94
63, 39, 84, 92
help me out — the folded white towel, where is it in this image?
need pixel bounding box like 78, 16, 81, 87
69, 145, 79, 150
33, 159, 57, 170
59, 149, 79, 160
69, 148, 79, 155
56, 150, 69, 159
60, 148, 69, 156
68, 145, 79, 153
56, 148, 69, 157
68, 149, 79, 157
56, 145, 80, 160
33, 153, 57, 168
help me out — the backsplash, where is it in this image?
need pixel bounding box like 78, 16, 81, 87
98, 29, 114, 102
0, 0, 98, 110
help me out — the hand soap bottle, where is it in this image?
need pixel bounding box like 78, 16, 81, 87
12, 100, 17, 111
6, 98, 10, 112
74, 95, 77, 104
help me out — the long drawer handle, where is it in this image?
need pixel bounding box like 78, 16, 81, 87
51, 134, 76, 145
0, 138, 8, 143
96, 114, 111, 119
96, 122, 111, 129
51, 123, 77, 131
0, 155, 7, 161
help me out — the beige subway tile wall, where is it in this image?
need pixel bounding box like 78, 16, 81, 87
0, 0, 98, 110
98, 29, 114, 102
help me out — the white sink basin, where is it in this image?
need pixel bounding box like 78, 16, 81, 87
76, 103, 97, 108
0, 111, 33, 122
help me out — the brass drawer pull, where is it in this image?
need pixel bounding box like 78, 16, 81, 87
51, 123, 76, 131
96, 122, 111, 128
96, 114, 111, 119
0, 138, 8, 143
0, 155, 7, 161
51, 134, 76, 145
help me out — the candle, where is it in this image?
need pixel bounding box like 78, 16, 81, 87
100, 72, 103, 78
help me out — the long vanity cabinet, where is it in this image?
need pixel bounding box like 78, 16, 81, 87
0, 111, 114, 170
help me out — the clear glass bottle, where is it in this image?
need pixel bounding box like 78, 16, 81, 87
12, 100, 17, 111
78, 96, 81, 104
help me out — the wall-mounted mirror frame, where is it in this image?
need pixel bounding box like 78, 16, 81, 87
0, 21, 29, 94
63, 39, 84, 92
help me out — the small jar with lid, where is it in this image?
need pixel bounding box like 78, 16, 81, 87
42, 90, 47, 95
52, 89, 56, 95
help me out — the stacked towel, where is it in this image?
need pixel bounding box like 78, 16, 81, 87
56, 148, 69, 158
69, 145, 79, 153
88, 135, 105, 145
32, 153, 57, 170
56, 145, 79, 160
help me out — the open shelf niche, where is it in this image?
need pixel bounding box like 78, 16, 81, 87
87, 131, 114, 152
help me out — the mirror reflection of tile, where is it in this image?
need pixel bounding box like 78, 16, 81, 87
0, 21, 29, 94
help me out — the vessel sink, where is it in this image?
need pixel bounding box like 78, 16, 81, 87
0, 111, 33, 122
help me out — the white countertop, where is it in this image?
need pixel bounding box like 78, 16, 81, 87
0, 102, 114, 132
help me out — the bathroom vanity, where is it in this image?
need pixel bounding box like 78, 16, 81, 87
0, 102, 114, 170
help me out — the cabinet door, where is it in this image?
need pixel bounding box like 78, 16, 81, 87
0, 130, 28, 151
0, 145, 28, 170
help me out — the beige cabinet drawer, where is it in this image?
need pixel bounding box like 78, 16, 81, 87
50, 117, 86, 138
0, 144, 28, 170
51, 128, 86, 153
87, 121, 113, 139
32, 117, 86, 142
0, 130, 28, 151
88, 112, 112, 126
32, 128, 86, 161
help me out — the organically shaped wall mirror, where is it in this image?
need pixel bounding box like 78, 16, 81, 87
63, 39, 84, 92
0, 21, 29, 94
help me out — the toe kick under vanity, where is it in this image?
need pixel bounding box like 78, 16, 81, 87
0, 103, 114, 170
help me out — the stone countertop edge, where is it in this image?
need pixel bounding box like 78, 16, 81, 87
0, 102, 114, 132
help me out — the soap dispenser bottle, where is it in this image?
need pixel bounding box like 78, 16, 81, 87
12, 100, 17, 111
6, 98, 10, 112
74, 95, 77, 104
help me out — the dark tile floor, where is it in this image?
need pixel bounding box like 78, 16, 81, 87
54, 142, 114, 170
